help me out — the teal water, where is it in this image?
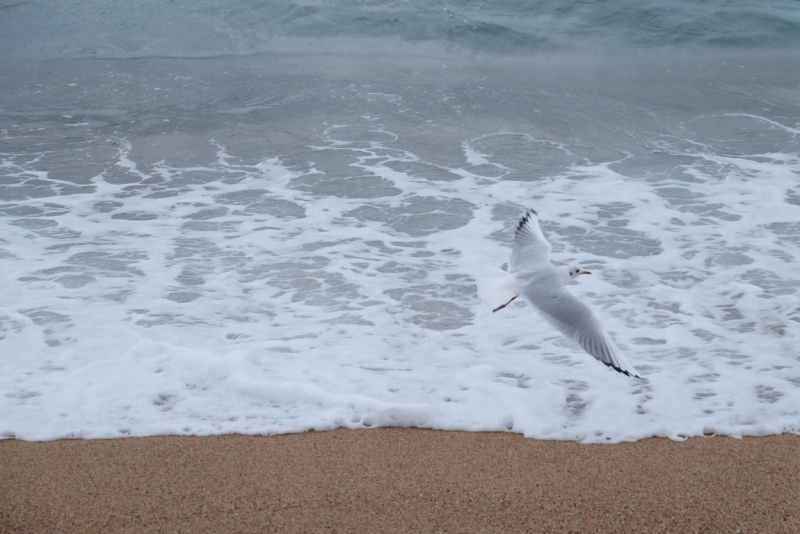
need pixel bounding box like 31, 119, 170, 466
2, 0, 800, 60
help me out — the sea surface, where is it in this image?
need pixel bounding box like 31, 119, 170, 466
1, 1, 799, 442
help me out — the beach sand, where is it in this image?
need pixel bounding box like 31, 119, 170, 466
2, 429, 798, 532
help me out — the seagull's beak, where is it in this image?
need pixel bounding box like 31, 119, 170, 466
580, 270, 592, 275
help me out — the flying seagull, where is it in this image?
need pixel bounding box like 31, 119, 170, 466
478, 209, 641, 378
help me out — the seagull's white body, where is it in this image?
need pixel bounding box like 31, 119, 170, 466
478, 209, 641, 378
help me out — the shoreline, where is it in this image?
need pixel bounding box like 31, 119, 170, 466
2, 429, 798, 532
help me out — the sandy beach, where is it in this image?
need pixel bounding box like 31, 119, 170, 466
2, 429, 798, 532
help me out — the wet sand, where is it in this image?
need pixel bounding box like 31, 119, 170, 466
2, 429, 798, 533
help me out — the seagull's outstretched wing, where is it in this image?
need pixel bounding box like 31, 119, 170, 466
522, 282, 641, 378
510, 209, 552, 273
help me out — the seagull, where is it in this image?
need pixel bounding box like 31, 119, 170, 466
478, 209, 641, 378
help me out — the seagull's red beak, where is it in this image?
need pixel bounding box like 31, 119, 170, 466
580, 270, 592, 275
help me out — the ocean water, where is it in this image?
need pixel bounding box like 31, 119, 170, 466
1, 2, 799, 442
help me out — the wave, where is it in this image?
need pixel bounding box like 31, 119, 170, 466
2, 0, 800, 60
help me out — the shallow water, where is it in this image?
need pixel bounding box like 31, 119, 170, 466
1, 3, 800, 442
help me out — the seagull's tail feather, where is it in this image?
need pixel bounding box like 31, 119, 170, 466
477, 275, 526, 312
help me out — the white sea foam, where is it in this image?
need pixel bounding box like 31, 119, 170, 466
1, 109, 799, 442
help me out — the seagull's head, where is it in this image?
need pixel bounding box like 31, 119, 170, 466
564, 266, 592, 284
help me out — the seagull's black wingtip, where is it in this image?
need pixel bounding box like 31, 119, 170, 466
516, 209, 538, 231
602, 360, 643, 379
